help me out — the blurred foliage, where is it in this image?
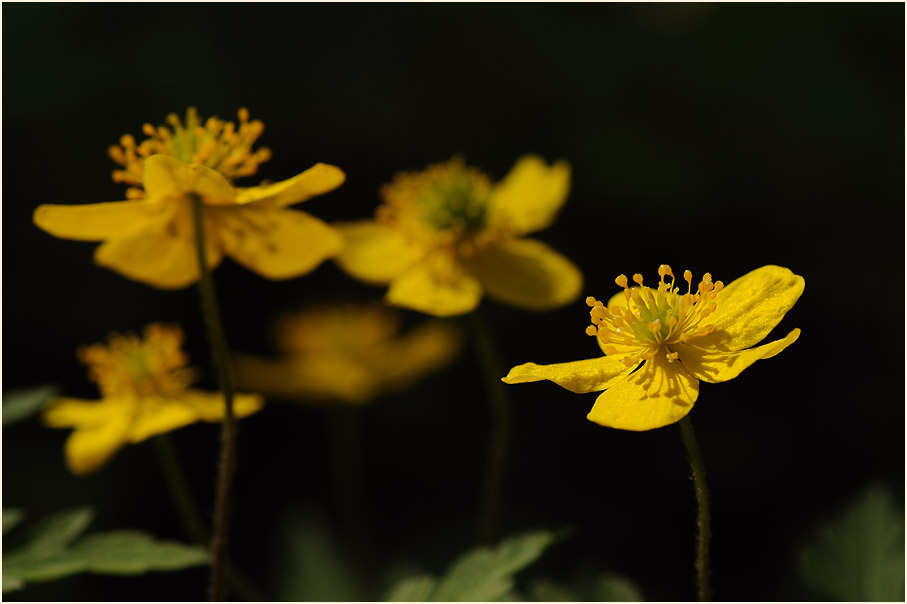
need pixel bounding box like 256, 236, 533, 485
3, 386, 57, 427
385, 530, 559, 601
2, 507, 208, 594
797, 486, 905, 601
528, 570, 644, 601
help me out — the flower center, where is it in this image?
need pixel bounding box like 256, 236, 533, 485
78, 324, 195, 398
109, 107, 272, 199
376, 157, 498, 257
584, 265, 724, 366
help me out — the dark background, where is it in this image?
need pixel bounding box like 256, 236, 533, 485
3, 3, 904, 601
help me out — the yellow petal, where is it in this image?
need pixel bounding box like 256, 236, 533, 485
126, 398, 202, 443
43, 397, 115, 427
377, 321, 464, 391
94, 201, 219, 289
143, 155, 235, 205
693, 265, 805, 352
333, 220, 424, 285
386, 255, 482, 317
175, 389, 264, 422
465, 238, 582, 311
488, 155, 571, 234
234, 353, 379, 405
234, 163, 345, 207
61, 403, 133, 475
587, 355, 699, 431
213, 206, 342, 279
33, 199, 163, 242
673, 328, 800, 384
503, 354, 637, 394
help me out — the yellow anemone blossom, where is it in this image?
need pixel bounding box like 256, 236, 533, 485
503, 265, 804, 431
233, 303, 463, 405
43, 323, 263, 475
334, 156, 583, 316
34, 108, 345, 289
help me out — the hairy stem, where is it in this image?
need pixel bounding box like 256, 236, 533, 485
679, 415, 712, 601
190, 194, 237, 602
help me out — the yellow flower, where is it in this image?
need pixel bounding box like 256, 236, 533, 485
233, 303, 463, 405
334, 156, 583, 316
34, 108, 345, 289
503, 265, 804, 431
43, 323, 263, 475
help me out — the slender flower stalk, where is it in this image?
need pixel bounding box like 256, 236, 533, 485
469, 308, 510, 545
679, 416, 711, 601
190, 194, 236, 602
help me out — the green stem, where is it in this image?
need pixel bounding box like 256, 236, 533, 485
190, 194, 237, 602
469, 308, 510, 546
153, 435, 267, 602
679, 415, 712, 602
154, 435, 207, 545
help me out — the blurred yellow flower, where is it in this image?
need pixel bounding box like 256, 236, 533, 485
233, 303, 462, 405
334, 156, 582, 316
34, 108, 345, 289
503, 265, 804, 431
43, 324, 263, 475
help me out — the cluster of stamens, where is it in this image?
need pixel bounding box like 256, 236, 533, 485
109, 107, 272, 198
584, 265, 724, 366
376, 158, 503, 258
78, 324, 195, 398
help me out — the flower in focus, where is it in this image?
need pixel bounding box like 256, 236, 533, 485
233, 302, 463, 405
334, 156, 583, 316
43, 323, 263, 475
34, 108, 345, 288
503, 265, 804, 431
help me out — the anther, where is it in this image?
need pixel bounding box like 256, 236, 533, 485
632, 273, 644, 287
683, 270, 693, 293
585, 296, 597, 307
666, 351, 680, 362
615, 274, 628, 289
585, 325, 598, 337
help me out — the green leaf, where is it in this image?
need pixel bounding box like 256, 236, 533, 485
385, 530, 559, 602
2, 573, 24, 593
798, 486, 905, 602
16, 507, 94, 556
3, 509, 25, 535
431, 531, 557, 602
2, 509, 208, 593
3, 385, 58, 427
594, 572, 644, 602
275, 509, 362, 602
527, 578, 576, 602
385, 575, 437, 602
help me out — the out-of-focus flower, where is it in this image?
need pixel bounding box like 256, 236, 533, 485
43, 324, 263, 475
233, 303, 463, 405
503, 265, 804, 431
334, 156, 582, 317
34, 108, 345, 288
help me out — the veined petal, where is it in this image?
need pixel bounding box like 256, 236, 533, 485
93, 201, 220, 289
234, 163, 345, 207
213, 206, 342, 279
126, 398, 201, 443
334, 221, 424, 285
33, 199, 163, 242
674, 328, 800, 384
488, 155, 571, 234
693, 265, 805, 351
465, 238, 583, 311
175, 389, 264, 422
62, 405, 133, 475
143, 155, 235, 205
587, 355, 698, 431
386, 255, 482, 317
503, 354, 638, 394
